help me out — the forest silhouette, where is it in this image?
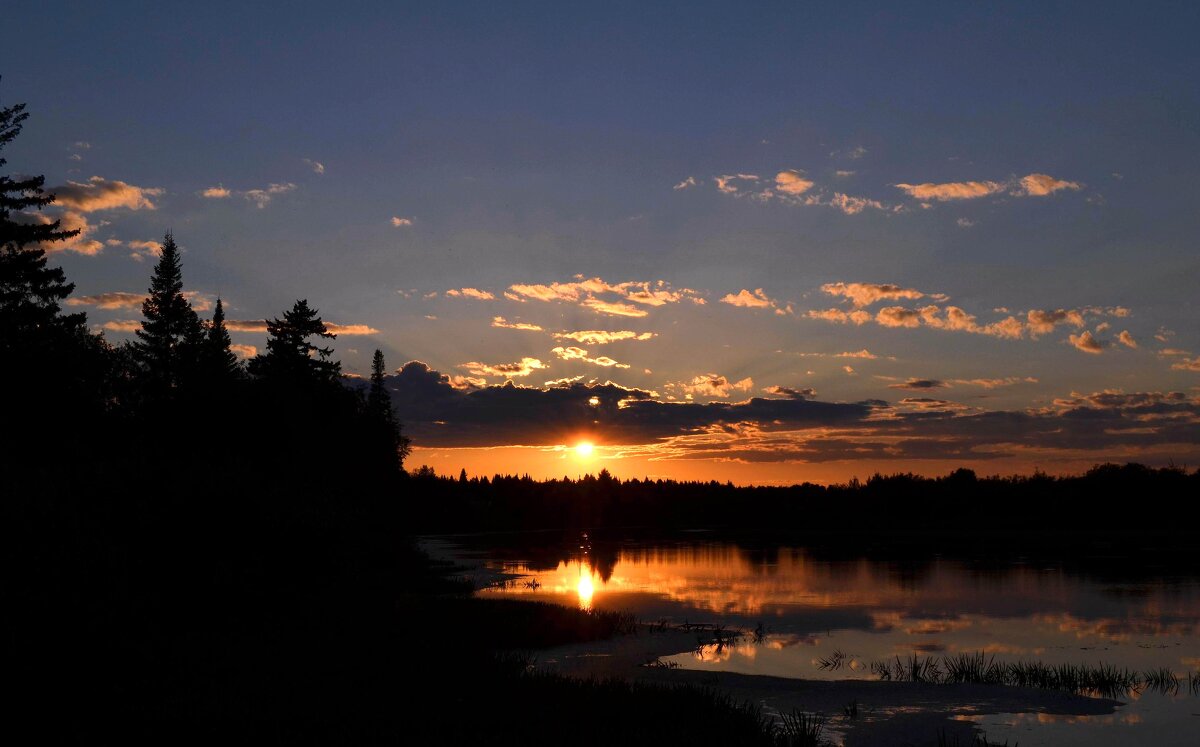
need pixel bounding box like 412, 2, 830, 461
4, 90, 1197, 743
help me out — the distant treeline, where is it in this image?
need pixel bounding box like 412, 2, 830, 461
406, 462, 1200, 544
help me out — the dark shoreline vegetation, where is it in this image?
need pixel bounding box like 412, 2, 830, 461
3, 92, 1197, 744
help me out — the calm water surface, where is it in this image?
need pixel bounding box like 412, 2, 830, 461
442, 533, 1200, 746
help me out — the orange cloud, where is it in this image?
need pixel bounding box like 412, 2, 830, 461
875, 306, 923, 328
950, 377, 1038, 389
505, 277, 698, 317
226, 320, 269, 332
720, 288, 776, 309
580, 297, 648, 317
460, 358, 548, 378
553, 330, 655, 345
101, 319, 141, 332
894, 180, 1006, 201
774, 170, 814, 195
446, 288, 496, 300
807, 308, 872, 325
67, 291, 147, 309
325, 323, 380, 336
550, 346, 630, 368
825, 192, 887, 214
1068, 331, 1105, 354
1017, 173, 1082, 196
492, 317, 543, 331
821, 282, 936, 307
50, 176, 162, 211
714, 174, 760, 194
895, 173, 1081, 201
763, 385, 816, 399
671, 374, 754, 399
1027, 309, 1086, 336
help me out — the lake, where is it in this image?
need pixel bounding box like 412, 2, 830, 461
432, 531, 1200, 746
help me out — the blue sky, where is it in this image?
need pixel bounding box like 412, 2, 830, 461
6, 2, 1199, 480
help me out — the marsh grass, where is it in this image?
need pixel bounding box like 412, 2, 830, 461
871, 652, 1191, 698
937, 728, 1017, 746
842, 699, 859, 721
776, 709, 826, 747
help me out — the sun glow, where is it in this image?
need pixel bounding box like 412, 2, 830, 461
574, 441, 594, 458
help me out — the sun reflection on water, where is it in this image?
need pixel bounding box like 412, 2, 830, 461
576, 563, 595, 610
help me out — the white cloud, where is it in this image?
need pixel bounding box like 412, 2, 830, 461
673, 176, 697, 190
303, 158, 325, 174
242, 182, 296, 208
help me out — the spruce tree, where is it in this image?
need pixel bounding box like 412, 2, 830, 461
366, 349, 412, 469
133, 233, 203, 389
367, 349, 390, 416
202, 297, 240, 381
248, 299, 340, 385
0, 96, 86, 350
1, 90, 112, 451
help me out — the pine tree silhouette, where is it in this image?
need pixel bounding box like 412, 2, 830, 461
2, 89, 111, 456
368, 349, 390, 416
133, 233, 203, 390
367, 349, 412, 469
0, 96, 86, 349
202, 297, 241, 381
249, 299, 340, 385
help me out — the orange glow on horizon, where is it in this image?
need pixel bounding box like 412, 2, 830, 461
411, 445, 1140, 487
574, 441, 594, 458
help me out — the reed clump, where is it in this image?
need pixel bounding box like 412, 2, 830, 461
871, 652, 1190, 698
776, 709, 826, 747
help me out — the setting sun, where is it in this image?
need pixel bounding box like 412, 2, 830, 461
574, 441, 594, 458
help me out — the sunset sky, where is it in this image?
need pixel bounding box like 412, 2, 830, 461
8, 2, 1199, 482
